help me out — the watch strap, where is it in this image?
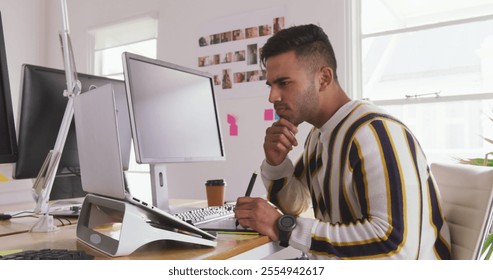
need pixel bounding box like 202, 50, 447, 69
279, 230, 290, 247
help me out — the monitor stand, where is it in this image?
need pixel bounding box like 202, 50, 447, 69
77, 194, 216, 257
149, 164, 170, 213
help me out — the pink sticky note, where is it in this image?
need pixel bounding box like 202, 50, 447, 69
227, 114, 236, 124
229, 124, 238, 136
227, 114, 238, 136
264, 109, 274, 121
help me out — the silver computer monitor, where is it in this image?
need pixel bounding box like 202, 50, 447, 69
122, 52, 225, 164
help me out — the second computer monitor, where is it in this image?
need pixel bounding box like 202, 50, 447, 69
13, 64, 131, 199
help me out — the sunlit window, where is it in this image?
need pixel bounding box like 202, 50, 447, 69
90, 16, 157, 79
354, 0, 493, 163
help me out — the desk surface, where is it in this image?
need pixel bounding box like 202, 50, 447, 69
0, 224, 272, 260
0, 199, 277, 260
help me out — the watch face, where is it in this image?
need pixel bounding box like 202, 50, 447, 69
279, 215, 296, 230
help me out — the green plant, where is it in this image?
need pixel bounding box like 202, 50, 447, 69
481, 233, 493, 260
457, 138, 493, 259
457, 152, 493, 260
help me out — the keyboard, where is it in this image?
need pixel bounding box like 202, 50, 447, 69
174, 204, 235, 225
0, 249, 95, 260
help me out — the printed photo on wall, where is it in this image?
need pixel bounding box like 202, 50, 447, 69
222, 69, 232, 90
246, 44, 258, 65
196, 7, 286, 98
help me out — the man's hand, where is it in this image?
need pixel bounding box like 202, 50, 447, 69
235, 197, 281, 241
263, 118, 298, 166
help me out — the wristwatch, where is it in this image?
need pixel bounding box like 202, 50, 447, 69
277, 215, 296, 247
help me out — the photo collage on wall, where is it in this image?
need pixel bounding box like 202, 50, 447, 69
197, 16, 285, 94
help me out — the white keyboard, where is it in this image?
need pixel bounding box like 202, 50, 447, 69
174, 204, 235, 225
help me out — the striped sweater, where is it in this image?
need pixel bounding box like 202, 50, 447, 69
261, 100, 451, 259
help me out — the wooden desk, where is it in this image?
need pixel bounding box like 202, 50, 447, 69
0, 224, 275, 260
0, 199, 281, 260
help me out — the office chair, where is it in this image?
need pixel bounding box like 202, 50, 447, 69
431, 162, 493, 260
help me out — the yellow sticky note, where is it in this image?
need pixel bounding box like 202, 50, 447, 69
0, 172, 9, 182
0, 249, 23, 256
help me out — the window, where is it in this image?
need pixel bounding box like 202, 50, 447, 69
90, 16, 158, 79
353, 0, 493, 163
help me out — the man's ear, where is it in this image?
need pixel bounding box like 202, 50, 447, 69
319, 66, 333, 91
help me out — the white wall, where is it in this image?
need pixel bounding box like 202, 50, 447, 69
0, 0, 50, 120
0, 0, 51, 204
0, 0, 348, 205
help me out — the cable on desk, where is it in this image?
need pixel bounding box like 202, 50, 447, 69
54, 216, 73, 226
9, 210, 36, 219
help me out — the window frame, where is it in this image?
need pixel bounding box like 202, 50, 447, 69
349, 0, 493, 102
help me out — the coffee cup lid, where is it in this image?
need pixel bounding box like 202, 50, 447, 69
206, 179, 225, 186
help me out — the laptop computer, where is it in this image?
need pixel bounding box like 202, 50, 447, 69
72, 84, 217, 244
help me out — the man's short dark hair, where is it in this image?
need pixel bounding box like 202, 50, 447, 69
260, 24, 338, 79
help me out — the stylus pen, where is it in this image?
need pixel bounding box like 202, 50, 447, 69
245, 171, 257, 197
236, 171, 257, 227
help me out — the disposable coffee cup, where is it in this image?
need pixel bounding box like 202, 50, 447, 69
205, 179, 226, 207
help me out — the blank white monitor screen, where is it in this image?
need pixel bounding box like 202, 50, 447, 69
123, 52, 225, 164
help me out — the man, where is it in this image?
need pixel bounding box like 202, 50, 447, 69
235, 24, 451, 259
